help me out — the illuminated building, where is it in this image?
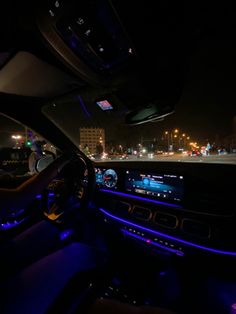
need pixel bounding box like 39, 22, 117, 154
80, 127, 105, 154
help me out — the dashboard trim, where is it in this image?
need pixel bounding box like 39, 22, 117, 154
99, 207, 236, 256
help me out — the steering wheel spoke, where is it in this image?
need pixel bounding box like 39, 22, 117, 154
43, 153, 95, 224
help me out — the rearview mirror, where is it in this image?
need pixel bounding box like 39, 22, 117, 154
125, 103, 174, 125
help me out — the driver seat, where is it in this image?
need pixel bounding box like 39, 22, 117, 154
0, 242, 106, 314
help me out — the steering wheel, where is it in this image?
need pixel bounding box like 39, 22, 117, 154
43, 152, 95, 225
0, 152, 95, 231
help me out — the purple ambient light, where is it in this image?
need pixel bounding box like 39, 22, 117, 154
100, 189, 182, 209
99, 208, 236, 256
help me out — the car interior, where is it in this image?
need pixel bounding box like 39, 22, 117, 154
0, 1, 236, 314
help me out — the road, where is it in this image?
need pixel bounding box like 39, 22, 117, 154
103, 154, 236, 164
149, 153, 236, 164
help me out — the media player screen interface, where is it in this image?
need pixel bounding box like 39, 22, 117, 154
125, 170, 184, 203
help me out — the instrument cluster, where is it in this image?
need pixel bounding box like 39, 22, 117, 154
95, 168, 118, 189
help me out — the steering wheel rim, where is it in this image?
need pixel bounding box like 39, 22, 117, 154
43, 151, 96, 224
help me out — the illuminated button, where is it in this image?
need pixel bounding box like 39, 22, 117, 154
155, 212, 177, 228
76, 17, 85, 25
49, 9, 55, 17
84, 29, 91, 36
128, 48, 133, 54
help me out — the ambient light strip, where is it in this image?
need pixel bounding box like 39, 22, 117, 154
99, 208, 236, 256
100, 189, 182, 209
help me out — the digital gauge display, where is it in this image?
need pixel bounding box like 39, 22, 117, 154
103, 169, 118, 188
95, 168, 118, 189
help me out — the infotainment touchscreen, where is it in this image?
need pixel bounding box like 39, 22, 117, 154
125, 170, 184, 203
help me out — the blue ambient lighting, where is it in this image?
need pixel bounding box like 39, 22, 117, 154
121, 229, 184, 256
36, 192, 54, 199
0, 218, 26, 230
100, 189, 182, 209
60, 229, 73, 241
99, 208, 236, 256
78, 95, 91, 118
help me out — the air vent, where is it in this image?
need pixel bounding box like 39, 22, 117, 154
131, 206, 151, 221
154, 212, 177, 229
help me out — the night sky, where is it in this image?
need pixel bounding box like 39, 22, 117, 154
166, 37, 236, 141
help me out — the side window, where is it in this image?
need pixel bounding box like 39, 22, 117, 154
0, 114, 56, 176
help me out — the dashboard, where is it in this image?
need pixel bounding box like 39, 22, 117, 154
95, 167, 184, 204
94, 161, 236, 258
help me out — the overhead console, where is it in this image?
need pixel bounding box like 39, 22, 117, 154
37, 0, 136, 85
36, 1, 184, 114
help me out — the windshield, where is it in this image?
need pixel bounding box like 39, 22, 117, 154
43, 93, 236, 165
42, 32, 236, 165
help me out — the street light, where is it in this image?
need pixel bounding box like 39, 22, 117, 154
164, 131, 170, 151
12, 135, 22, 139
174, 129, 179, 133
11, 134, 23, 148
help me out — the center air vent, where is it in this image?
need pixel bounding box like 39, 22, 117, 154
131, 206, 152, 221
